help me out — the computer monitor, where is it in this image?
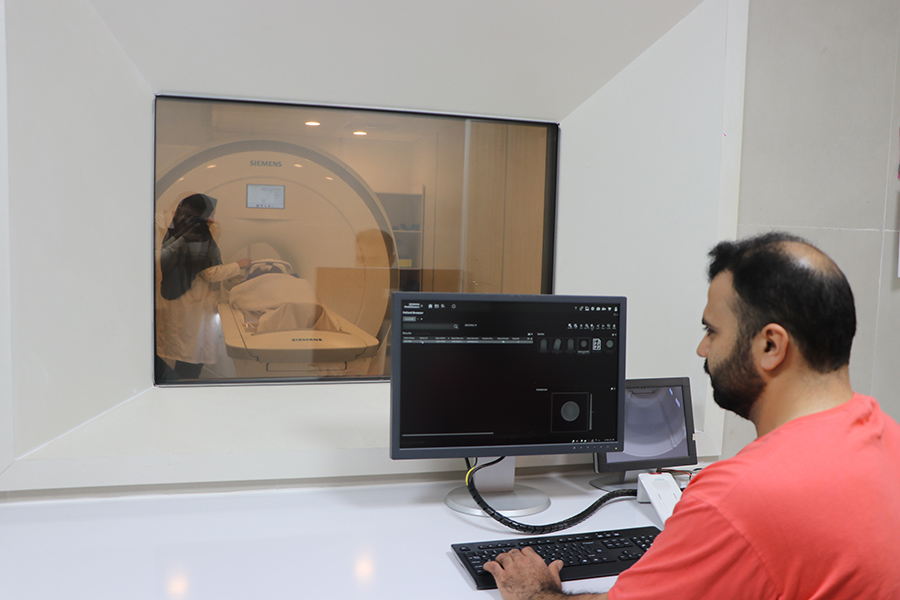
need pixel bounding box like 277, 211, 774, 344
591, 377, 697, 488
390, 292, 626, 516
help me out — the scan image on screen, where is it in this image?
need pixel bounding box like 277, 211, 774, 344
592, 377, 697, 487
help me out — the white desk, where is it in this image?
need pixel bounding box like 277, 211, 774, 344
0, 471, 660, 599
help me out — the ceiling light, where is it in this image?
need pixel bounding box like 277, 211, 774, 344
353, 131, 367, 136
306, 121, 320, 127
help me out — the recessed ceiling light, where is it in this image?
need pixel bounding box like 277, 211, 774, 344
353, 131, 367, 136
206, 164, 217, 169
306, 121, 320, 127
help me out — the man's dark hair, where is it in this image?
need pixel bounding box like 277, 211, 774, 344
707, 231, 856, 373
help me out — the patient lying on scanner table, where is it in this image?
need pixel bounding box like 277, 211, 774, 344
227, 260, 340, 334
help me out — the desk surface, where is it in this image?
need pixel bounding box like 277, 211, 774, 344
0, 471, 660, 599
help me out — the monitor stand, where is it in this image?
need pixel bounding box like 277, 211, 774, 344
444, 457, 551, 517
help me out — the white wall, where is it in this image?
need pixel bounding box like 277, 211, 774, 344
5, 0, 154, 456
737, 0, 900, 443
556, 0, 745, 457
0, 0, 743, 495
88, 0, 706, 123
0, 0, 14, 477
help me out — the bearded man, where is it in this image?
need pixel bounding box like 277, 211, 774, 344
485, 232, 900, 599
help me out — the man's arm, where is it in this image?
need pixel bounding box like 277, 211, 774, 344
482, 547, 609, 600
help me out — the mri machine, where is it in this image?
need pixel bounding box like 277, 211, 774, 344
155, 139, 398, 379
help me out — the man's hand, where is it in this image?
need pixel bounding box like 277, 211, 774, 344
483, 547, 565, 600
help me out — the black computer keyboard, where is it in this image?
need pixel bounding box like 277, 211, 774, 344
451, 525, 660, 590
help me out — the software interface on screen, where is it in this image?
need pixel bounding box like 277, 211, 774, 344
391, 293, 626, 460
246, 184, 285, 209
593, 377, 697, 481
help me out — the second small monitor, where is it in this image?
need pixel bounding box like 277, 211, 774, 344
593, 377, 697, 485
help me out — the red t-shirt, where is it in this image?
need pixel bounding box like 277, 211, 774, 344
609, 393, 900, 599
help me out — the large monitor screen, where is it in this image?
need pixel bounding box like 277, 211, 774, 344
390, 292, 626, 460
593, 376, 697, 476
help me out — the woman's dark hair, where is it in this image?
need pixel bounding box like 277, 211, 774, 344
179, 193, 217, 219
707, 232, 856, 373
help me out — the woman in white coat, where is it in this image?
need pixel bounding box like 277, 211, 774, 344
155, 193, 249, 380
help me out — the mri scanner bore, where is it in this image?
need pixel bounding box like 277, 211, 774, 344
153, 96, 558, 384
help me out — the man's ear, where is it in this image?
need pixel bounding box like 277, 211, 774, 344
757, 323, 789, 372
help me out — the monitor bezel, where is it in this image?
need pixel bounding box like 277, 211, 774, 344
592, 376, 697, 473
390, 291, 627, 460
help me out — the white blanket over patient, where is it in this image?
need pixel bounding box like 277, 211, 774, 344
228, 274, 339, 334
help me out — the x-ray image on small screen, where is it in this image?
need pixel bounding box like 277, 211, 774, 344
592, 377, 696, 484
247, 184, 285, 209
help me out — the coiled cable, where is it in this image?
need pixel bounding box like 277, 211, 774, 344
465, 457, 638, 535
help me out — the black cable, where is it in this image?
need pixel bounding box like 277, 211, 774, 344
465, 457, 638, 535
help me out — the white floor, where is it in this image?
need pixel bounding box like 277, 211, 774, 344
0, 474, 656, 599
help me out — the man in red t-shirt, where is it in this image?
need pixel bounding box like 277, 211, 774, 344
484, 232, 900, 599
